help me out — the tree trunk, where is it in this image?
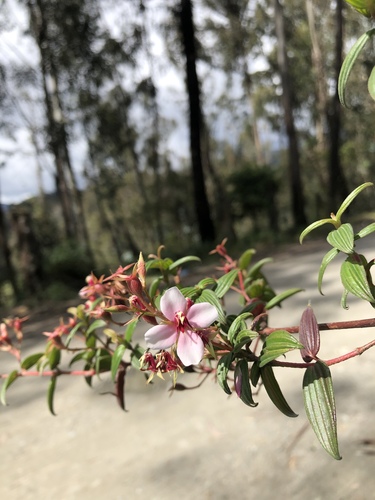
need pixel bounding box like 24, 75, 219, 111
273, 0, 307, 227
327, 0, 348, 208
305, 0, 328, 152
27, 0, 91, 250
0, 197, 20, 300
177, 0, 216, 242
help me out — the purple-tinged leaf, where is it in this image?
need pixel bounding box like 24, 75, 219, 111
115, 365, 126, 411
299, 306, 320, 363
234, 359, 258, 407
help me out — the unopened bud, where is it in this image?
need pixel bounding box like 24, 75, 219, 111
128, 277, 143, 296
299, 305, 320, 363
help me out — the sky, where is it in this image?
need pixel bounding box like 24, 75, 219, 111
0, 0, 267, 205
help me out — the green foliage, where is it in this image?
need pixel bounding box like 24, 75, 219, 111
303, 361, 341, 460
260, 330, 303, 367
339, 27, 375, 107
44, 241, 94, 287
227, 165, 278, 225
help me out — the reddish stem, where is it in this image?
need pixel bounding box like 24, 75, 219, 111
0, 368, 97, 379
271, 338, 375, 369
263, 317, 375, 335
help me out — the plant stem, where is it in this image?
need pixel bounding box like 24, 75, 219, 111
263, 317, 375, 335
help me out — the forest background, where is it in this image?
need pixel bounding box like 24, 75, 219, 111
0, 0, 374, 306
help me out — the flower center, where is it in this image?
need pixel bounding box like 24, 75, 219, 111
175, 311, 187, 333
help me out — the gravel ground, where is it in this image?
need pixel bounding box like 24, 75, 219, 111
1, 237, 375, 500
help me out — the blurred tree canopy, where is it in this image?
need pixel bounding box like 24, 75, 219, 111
0, 0, 374, 303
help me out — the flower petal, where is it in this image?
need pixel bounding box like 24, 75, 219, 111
177, 330, 204, 366
144, 324, 177, 350
160, 286, 187, 321
187, 303, 218, 328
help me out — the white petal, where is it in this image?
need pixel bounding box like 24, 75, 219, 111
177, 330, 204, 366
144, 324, 177, 350
187, 303, 218, 328
160, 286, 187, 321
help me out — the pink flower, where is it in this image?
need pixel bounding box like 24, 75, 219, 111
144, 287, 218, 366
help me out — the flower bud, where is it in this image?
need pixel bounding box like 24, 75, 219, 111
299, 305, 320, 363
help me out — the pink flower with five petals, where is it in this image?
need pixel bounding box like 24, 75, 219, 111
144, 287, 218, 366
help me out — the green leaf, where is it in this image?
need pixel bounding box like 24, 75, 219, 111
318, 248, 340, 295
234, 359, 258, 407
340, 254, 375, 303
326, 223, 355, 254
69, 351, 87, 367
197, 277, 216, 288
179, 286, 198, 299
239, 300, 265, 316
146, 258, 173, 271
130, 345, 145, 370
344, 0, 374, 17
339, 30, 375, 107
247, 258, 273, 279
217, 353, 233, 395
149, 277, 162, 299
86, 319, 107, 336
196, 289, 226, 325
260, 330, 304, 367
168, 255, 201, 271
21, 352, 44, 370
233, 330, 258, 352
66, 321, 84, 346
299, 218, 338, 244
368, 65, 375, 100
111, 344, 126, 381
95, 348, 112, 375
250, 361, 261, 387
355, 222, 375, 240
265, 288, 304, 310
341, 288, 349, 310
238, 248, 256, 270
215, 269, 238, 298
47, 375, 57, 416
84, 362, 93, 387
48, 347, 61, 370
261, 365, 298, 417
336, 182, 373, 221
303, 361, 341, 460
0, 370, 18, 406
124, 319, 138, 344
228, 313, 252, 344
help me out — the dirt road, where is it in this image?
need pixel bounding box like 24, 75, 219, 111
1, 238, 375, 499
